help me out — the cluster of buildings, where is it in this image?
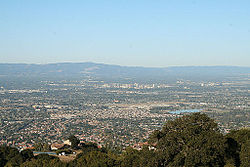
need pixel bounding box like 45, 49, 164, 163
0, 79, 249, 150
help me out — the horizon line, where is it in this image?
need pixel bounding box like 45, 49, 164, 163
0, 62, 250, 68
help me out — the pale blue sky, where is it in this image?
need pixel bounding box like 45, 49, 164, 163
0, 0, 250, 67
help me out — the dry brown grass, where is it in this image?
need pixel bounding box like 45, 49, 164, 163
57, 155, 76, 162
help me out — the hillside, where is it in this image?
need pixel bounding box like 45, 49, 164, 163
0, 63, 249, 81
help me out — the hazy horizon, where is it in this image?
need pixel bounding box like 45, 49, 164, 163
1, 0, 250, 67
1, 61, 250, 69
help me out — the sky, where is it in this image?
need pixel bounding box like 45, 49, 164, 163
0, 0, 250, 67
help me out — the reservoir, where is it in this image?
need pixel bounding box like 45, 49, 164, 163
168, 109, 200, 114
33, 151, 57, 155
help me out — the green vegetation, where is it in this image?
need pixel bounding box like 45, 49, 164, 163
20, 154, 67, 167
34, 143, 50, 152
1, 113, 249, 167
0, 146, 33, 167
68, 135, 80, 149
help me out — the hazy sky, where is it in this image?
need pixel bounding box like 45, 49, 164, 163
0, 0, 250, 67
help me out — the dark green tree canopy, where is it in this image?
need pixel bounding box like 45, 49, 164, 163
150, 113, 226, 167
226, 129, 250, 167
69, 135, 80, 149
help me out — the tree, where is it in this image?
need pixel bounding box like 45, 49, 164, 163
150, 113, 227, 167
227, 129, 250, 167
119, 146, 158, 167
34, 142, 50, 152
239, 140, 250, 167
20, 154, 67, 167
70, 150, 117, 167
0, 145, 19, 166
224, 137, 239, 166
120, 147, 141, 167
69, 135, 80, 149
34, 142, 43, 152
80, 142, 99, 155
21, 149, 34, 161
5, 154, 24, 167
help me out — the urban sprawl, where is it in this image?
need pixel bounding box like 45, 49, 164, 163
0, 76, 249, 150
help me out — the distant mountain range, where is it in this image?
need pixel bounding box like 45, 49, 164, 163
0, 62, 249, 81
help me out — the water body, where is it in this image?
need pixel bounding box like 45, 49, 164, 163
33, 151, 57, 155
168, 109, 200, 114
